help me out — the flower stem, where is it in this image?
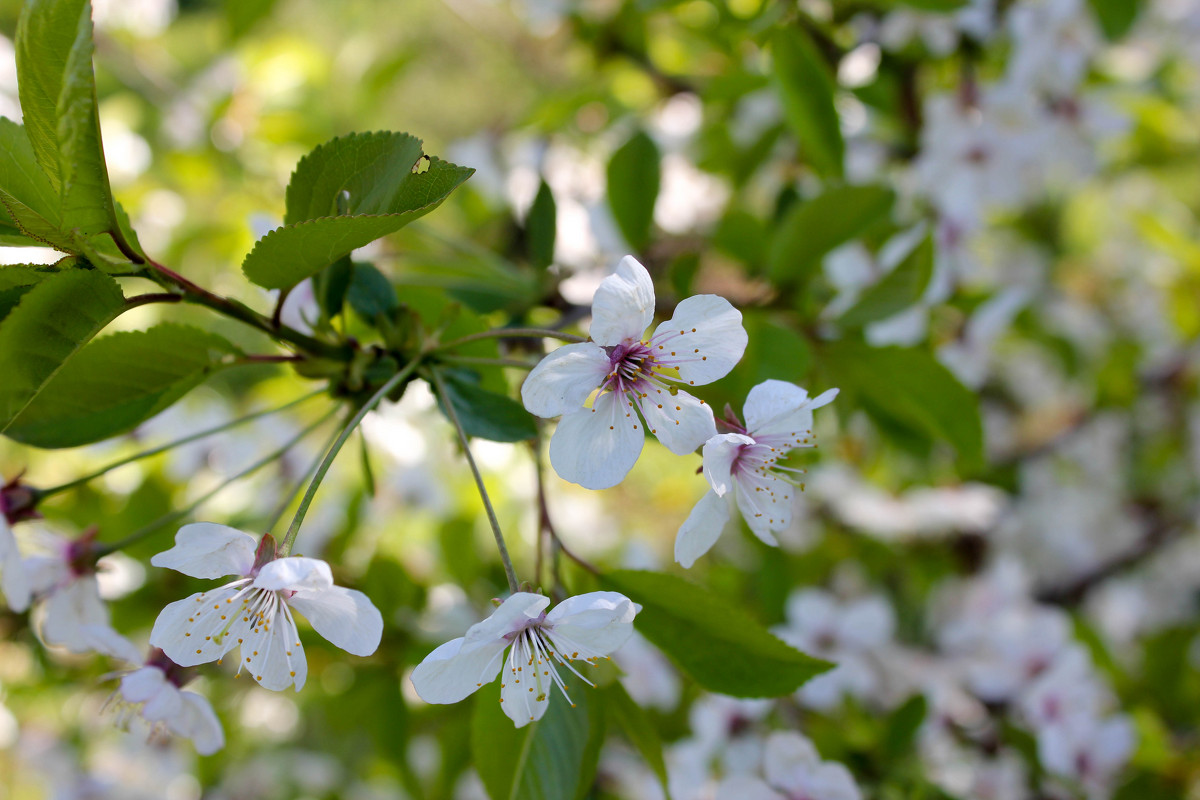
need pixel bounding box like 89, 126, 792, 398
532, 434, 599, 579
427, 366, 520, 594
278, 355, 424, 556
264, 406, 352, 533
436, 327, 587, 351
37, 391, 327, 499
95, 407, 337, 556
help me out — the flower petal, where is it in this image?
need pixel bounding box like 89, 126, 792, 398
675, 490, 733, 568
743, 380, 838, 442
0, 518, 30, 612
149, 582, 252, 667
548, 391, 644, 489
702, 433, 755, 496
253, 557, 334, 592
637, 389, 716, 455
521, 343, 611, 418
733, 474, 788, 546
37, 576, 109, 653
764, 731, 823, 788
150, 523, 257, 580
79, 624, 144, 664
589, 255, 655, 346
120, 666, 169, 704
141, 677, 185, 722
174, 692, 225, 756
410, 636, 509, 704
464, 592, 552, 646
545, 591, 639, 654
715, 776, 785, 800
650, 295, 747, 386
286, 585, 383, 657
500, 637, 551, 728
243, 596, 308, 691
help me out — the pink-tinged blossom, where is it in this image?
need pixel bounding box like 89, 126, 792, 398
1038, 714, 1135, 799
149, 523, 383, 692
410, 591, 639, 727
0, 515, 30, 612
522, 255, 747, 490
675, 381, 837, 567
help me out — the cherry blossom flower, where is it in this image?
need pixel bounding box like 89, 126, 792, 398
716, 731, 862, 800
410, 591, 639, 727
675, 381, 837, 568
522, 255, 747, 490
1038, 714, 1134, 798
0, 515, 30, 612
149, 523, 383, 692
105, 642, 225, 756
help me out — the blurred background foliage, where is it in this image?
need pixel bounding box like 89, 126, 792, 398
1, 0, 1199, 798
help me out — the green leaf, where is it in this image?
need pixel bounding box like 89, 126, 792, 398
284, 131, 426, 225
0, 264, 56, 321
526, 179, 556, 270
346, 262, 399, 321
768, 184, 894, 285
604, 570, 832, 697
1087, 0, 1143, 39
838, 234, 933, 328
0, 268, 124, 433
436, 370, 537, 443
606, 130, 660, 250
5, 324, 239, 448
771, 27, 844, 178
872, 0, 967, 10
604, 682, 671, 798
16, 0, 121, 238
0, 118, 63, 241
243, 156, 474, 290
314, 256, 353, 321
882, 694, 928, 761
820, 341, 983, 468
471, 682, 606, 800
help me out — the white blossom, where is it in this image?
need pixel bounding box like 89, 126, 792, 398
675, 380, 837, 567
108, 650, 225, 756
410, 591, 639, 727
149, 523, 383, 691
715, 732, 861, 800
522, 255, 747, 490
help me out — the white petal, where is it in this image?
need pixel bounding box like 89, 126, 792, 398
37, 576, 109, 653
548, 391, 644, 489
174, 692, 225, 755
589, 255, 655, 346
150, 523, 257, 579
802, 763, 861, 800
637, 389, 716, 455
733, 474, 787, 546
764, 731, 822, 788
243, 597, 307, 691
121, 666, 169, 704
744, 381, 838, 442
650, 295, 747, 386
410, 636, 509, 705
79, 625, 144, 664
464, 592, 552, 645
500, 638, 551, 727
253, 557, 334, 592
675, 490, 733, 568
0, 519, 30, 612
715, 776, 784, 800
702, 433, 754, 496
521, 343, 611, 418
545, 591, 639, 654
286, 585, 383, 656
149, 582, 252, 667
141, 679, 185, 722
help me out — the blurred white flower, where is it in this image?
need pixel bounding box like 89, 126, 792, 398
110, 659, 224, 756
715, 731, 861, 800
1038, 714, 1135, 798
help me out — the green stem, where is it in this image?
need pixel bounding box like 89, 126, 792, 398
95, 407, 336, 556
438, 355, 536, 369
427, 366, 520, 594
278, 355, 424, 556
264, 407, 351, 533
436, 327, 587, 351
37, 391, 327, 499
